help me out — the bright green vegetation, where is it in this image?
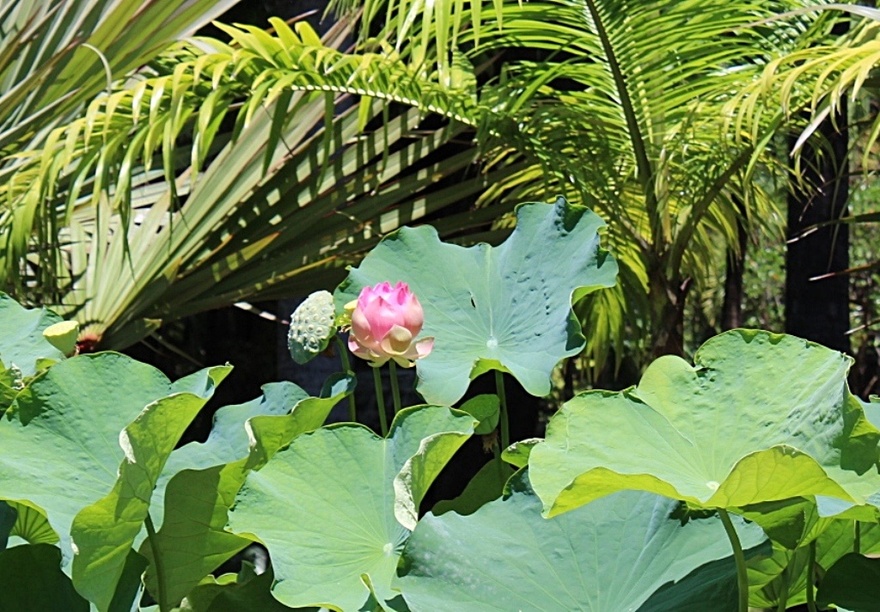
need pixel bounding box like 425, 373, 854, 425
5, 1, 880, 610
0, 200, 878, 610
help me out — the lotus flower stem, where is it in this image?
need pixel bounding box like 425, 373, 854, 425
389, 360, 402, 414
492, 437, 501, 461
806, 540, 818, 612
145, 512, 169, 612
855, 520, 861, 554
495, 371, 510, 452
372, 366, 388, 436
775, 565, 789, 612
335, 336, 358, 422
718, 508, 748, 612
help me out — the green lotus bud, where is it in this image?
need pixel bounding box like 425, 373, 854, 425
288, 291, 337, 364
42, 320, 80, 356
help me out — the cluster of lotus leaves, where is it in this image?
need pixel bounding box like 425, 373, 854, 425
1, 200, 879, 609
529, 330, 880, 519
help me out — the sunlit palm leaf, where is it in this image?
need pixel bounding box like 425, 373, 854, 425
728, 5, 880, 164
3, 16, 479, 289
0, 0, 240, 286
12, 0, 857, 371
436, 0, 837, 363
25, 18, 508, 349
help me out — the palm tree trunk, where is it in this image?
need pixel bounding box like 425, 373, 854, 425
722, 208, 748, 331
649, 271, 690, 358
785, 101, 850, 353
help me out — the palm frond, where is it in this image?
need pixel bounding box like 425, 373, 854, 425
19, 17, 511, 349
328, 0, 506, 80
451, 0, 838, 364
0, 0, 242, 291
13, 0, 859, 371
0, 0, 240, 162
727, 7, 880, 165
3, 16, 481, 300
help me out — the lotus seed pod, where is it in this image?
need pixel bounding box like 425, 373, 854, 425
288, 291, 337, 364
42, 320, 80, 357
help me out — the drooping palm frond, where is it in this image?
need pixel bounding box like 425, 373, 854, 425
12, 0, 855, 369
724, 4, 880, 345
0, 0, 241, 284
3, 16, 481, 296
328, 0, 506, 82
17, 16, 517, 349
727, 4, 880, 164
0, 0, 239, 152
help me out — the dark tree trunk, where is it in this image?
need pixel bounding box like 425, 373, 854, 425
785, 102, 850, 353
721, 208, 748, 331
649, 271, 690, 358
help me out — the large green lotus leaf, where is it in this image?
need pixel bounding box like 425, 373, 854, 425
861, 396, 880, 429
107, 550, 149, 612
749, 519, 880, 609
5, 500, 59, 548
151, 381, 311, 527
457, 394, 499, 435
530, 330, 880, 517
501, 437, 542, 469
813, 493, 880, 522
0, 544, 88, 611
397, 471, 767, 610
335, 198, 618, 405
819, 397, 880, 520
0, 353, 228, 569
738, 497, 820, 550
817, 552, 880, 611
142, 376, 354, 607
70, 364, 230, 611
639, 556, 742, 611
237, 373, 356, 471
0, 293, 64, 377
227, 405, 476, 610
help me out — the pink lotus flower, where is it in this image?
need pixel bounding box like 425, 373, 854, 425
347, 281, 434, 367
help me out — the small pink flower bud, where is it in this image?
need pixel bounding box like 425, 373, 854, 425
347, 281, 434, 367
